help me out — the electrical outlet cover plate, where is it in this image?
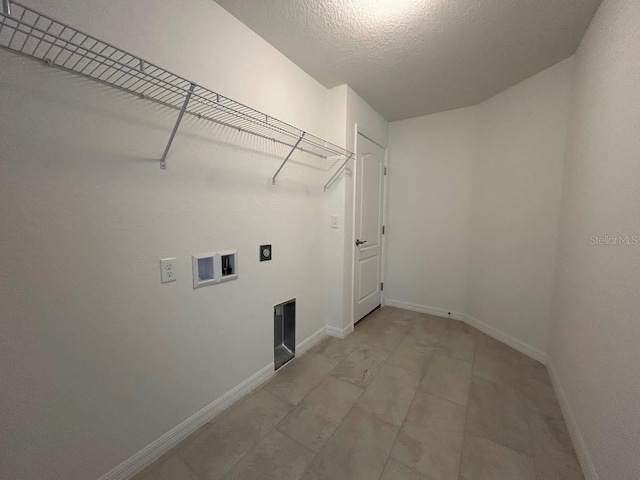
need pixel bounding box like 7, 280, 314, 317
260, 244, 272, 262
160, 257, 177, 283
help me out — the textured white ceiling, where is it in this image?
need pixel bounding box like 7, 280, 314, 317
214, 0, 601, 121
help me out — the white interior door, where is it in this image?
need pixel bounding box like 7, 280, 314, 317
354, 134, 385, 323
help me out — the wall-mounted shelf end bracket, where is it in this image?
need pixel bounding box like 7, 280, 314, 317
160, 82, 195, 170
324, 152, 354, 191
272, 133, 305, 184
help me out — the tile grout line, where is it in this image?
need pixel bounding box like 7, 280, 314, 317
464, 347, 544, 474
225, 360, 331, 479
376, 372, 426, 479
375, 320, 430, 479
295, 373, 370, 478
524, 405, 541, 479
304, 314, 419, 479
222, 350, 335, 479
275, 324, 396, 479
456, 327, 480, 479
375, 419, 403, 480
372, 318, 474, 479
374, 317, 449, 480
463, 331, 546, 474
274, 427, 318, 457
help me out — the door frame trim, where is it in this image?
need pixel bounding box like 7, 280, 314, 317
350, 125, 389, 328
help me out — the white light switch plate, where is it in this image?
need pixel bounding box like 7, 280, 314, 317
331, 215, 340, 229
160, 257, 177, 283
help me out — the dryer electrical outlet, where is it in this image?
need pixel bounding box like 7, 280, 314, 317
260, 245, 272, 262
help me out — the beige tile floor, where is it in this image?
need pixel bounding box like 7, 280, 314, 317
135, 307, 585, 480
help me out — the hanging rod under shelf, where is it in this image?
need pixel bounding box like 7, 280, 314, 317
0, 1, 354, 186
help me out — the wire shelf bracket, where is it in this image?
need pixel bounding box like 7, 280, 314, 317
272, 133, 304, 185
0, 1, 354, 180
160, 82, 194, 170
324, 153, 354, 191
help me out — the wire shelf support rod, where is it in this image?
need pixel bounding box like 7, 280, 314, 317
160, 82, 195, 170
272, 133, 305, 185
324, 153, 354, 191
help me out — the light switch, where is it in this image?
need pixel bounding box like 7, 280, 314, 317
331, 215, 339, 229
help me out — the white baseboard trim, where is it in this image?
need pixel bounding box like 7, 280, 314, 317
296, 326, 327, 355
326, 322, 353, 339
546, 360, 599, 480
462, 314, 547, 364
99, 324, 331, 480
98, 361, 274, 480
384, 299, 547, 364
385, 299, 465, 321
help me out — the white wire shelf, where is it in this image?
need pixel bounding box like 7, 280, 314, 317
0, 1, 353, 189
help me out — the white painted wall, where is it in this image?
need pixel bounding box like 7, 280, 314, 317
386, 107, 476, 316
318, 85, 390, 334
467, 57, 574, 354
385, 58, 574, 356
548, 0, 640, 478
322, 84, 349, 333
346, 86, 390, 152
0, 1, 351, 479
